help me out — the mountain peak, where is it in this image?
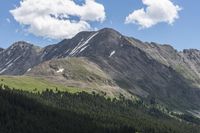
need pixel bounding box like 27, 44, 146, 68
98, 28, 122, 37
71, 28, 121, 40
10, 41, 33, 50
99, 27, 120, 33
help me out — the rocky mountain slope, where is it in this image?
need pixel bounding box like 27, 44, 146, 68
127, 38, 200, 88
1, 28, 200, 113
26, 57, 133, 98
0, 48, 4, 52
0, 41, 42, 75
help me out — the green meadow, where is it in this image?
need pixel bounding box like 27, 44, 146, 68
0, 76, 83, 93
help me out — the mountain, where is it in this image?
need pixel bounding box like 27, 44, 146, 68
1, 28, 200, 114
0, 41, 42, 75
126, 39, 200, 88
0, 47, 4, 52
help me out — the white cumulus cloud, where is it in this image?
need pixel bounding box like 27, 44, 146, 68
125, 0, 182, 28
10, 0, 106, 39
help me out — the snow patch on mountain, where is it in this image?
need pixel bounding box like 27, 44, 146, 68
109, 51, 115, 57
69, 32, 98, 56
56, 68, 64, 73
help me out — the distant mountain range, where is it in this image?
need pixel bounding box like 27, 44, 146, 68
1, 28, 200, 117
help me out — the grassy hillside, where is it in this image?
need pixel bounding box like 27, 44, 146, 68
0, 75, 135, 100
0, 76, 84, 93
25, 57, 135, 99
27, 57, 114, 83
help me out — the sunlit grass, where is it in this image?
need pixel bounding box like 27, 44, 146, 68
0, 75, 84, 93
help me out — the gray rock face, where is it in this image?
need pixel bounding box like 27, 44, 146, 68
40, 31, 93, 60
0, 48, 4, 52
182, 49, 200, 75
127, 38, 200, 88
1, 28, 200, 110
0, 41, 42, 75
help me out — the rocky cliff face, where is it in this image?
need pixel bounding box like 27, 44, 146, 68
182, 49, 200, 76
0, 48, 4, 52
0, 41, 42, 75
1, 28, 200, 111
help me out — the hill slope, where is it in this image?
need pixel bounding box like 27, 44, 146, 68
26, 57, 133, 98
0, 76, 83, 93
0, 87, 199, 133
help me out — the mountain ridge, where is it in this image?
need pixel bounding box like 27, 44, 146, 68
1, 28, 200, 114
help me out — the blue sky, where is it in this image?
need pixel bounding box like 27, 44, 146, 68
0, 0, 199, 51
